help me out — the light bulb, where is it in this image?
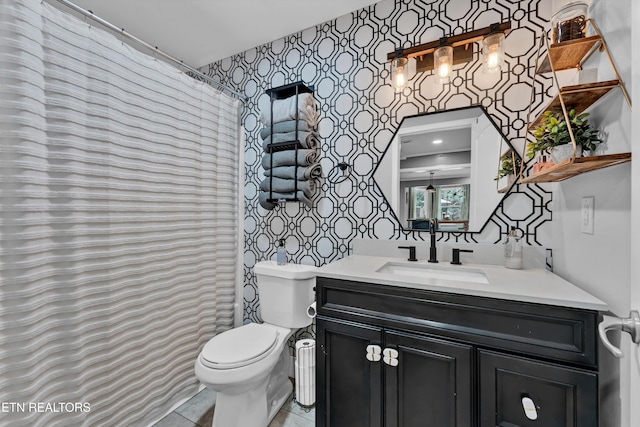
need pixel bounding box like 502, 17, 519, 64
438, 62, 450, 79
395, 67, 406, 87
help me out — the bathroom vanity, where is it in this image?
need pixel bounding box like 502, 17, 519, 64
314, 255, 608, 427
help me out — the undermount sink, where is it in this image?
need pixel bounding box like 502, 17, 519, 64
375, 262, 489, 284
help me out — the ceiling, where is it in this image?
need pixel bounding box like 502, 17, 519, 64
63, 0, 382, 68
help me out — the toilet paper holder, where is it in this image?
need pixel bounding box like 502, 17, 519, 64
598, 310, 640, 358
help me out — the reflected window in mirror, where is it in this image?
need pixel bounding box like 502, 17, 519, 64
408, 184, 470, 231
373, 106, 520, 233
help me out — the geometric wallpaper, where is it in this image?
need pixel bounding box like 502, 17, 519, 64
201, 0, 554, 325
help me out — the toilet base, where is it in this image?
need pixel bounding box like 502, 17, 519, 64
211, 345, 293, 427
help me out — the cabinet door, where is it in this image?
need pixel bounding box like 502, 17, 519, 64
384, 330, 474, 427
479, 350, 597, 427
316, 316, 383, 427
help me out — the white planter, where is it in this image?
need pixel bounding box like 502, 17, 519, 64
550, 143, 582, 164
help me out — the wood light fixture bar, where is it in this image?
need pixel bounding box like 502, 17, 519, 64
387, 22, 512, 72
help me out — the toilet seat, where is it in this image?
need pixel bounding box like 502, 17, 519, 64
200, 323, 279, 370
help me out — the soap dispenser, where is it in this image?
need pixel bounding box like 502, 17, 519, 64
504, 226, 522, 269
276, 239, 287, 265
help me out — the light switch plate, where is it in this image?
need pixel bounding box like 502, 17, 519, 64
581, 196, 594, 234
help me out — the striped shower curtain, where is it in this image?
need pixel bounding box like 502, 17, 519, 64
0, 1, 239, 425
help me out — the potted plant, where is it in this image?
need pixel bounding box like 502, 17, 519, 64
494, 154, 522, 184
526, 108, 602, 163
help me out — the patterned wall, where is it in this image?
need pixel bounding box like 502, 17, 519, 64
202, 0, 554, 325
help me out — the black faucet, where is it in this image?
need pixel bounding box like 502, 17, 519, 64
398, 245, 417, 262
451, 248, 474, 265
428, 218, 438, 263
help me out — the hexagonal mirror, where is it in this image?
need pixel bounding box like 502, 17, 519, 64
372, 106, 520, 233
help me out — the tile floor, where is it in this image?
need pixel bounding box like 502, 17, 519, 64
152, 387, 315, 427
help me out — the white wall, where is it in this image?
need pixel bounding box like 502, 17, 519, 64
469, 114, 503, 230
550, 0, 632, 425
375, 135, 400, 214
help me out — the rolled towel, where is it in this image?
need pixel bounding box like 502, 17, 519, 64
259, 120, 317, 140
260, 177, 316, 199
259, 190, 312, 210
262, 131, 319, 152
261, 149, 318, 169
259, 93, 318, 125
264, 163, 322, 180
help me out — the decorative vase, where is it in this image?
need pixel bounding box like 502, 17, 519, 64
551, 1, 589, 44
550, 143, 582, 164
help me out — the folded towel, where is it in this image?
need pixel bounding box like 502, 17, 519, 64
262, 131, 319, 152
264, 163, 322, 180
260, 177, 315, 199
261, 149, 318, 169
258, 190, 313, 210
259, 93, 318, 126
259, 120, 317, 140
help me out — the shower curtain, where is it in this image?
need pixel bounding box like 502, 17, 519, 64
0, 1, 240, 425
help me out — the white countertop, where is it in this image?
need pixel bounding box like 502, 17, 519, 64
316, 255, 608, 311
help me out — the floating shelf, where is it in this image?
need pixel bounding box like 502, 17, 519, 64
520, 153, 631, 184
266, 81, 314, 99
536, 35, 602, 74
497, 186, 510, 194
529, 80, 620, 129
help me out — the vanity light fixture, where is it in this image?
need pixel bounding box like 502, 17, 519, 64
432, 139, 443, 144
426, 171, 436, 193
391, 49, 409, 93
388, 22, 511, 90
434, 40, 454, 84
482, 24, 506, 73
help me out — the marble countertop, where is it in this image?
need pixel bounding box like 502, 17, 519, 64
316, 255, 607, 311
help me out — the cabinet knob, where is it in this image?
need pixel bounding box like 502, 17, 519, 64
366, 353, 381, 362
365, 344, 382, 362
383, 348, 398, 358
383, 347, 399, 366
521, 396, 538, 420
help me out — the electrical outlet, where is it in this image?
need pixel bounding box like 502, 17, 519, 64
581, 196, 594, 234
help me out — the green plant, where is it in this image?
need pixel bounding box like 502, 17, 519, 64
494, 154, 522, 181
526, 109, 602, 159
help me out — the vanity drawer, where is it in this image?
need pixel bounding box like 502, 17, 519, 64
316, 277, 598, 367
478, 350, 597, 427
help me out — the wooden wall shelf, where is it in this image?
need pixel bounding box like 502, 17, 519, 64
520, 153, 631, 184
520, 19, 631, 186
536, 35, 602, 74
529, 80, 619, 129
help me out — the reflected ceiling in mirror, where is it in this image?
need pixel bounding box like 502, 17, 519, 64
372, 106, 520, 233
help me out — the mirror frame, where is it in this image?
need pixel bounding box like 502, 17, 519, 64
371, 105, 521, 234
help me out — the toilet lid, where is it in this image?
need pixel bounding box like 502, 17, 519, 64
200, 323, 279, 370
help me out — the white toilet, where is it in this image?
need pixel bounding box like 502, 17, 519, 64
194, 260, 316, 427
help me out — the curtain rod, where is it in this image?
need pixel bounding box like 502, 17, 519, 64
53, 0, 248, 101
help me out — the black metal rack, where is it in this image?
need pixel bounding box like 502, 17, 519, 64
264, 81, 316, 203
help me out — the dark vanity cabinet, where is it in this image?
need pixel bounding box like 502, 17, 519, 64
315, 277, 599, 427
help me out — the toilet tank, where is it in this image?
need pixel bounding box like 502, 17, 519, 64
253, 261, 316, 328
